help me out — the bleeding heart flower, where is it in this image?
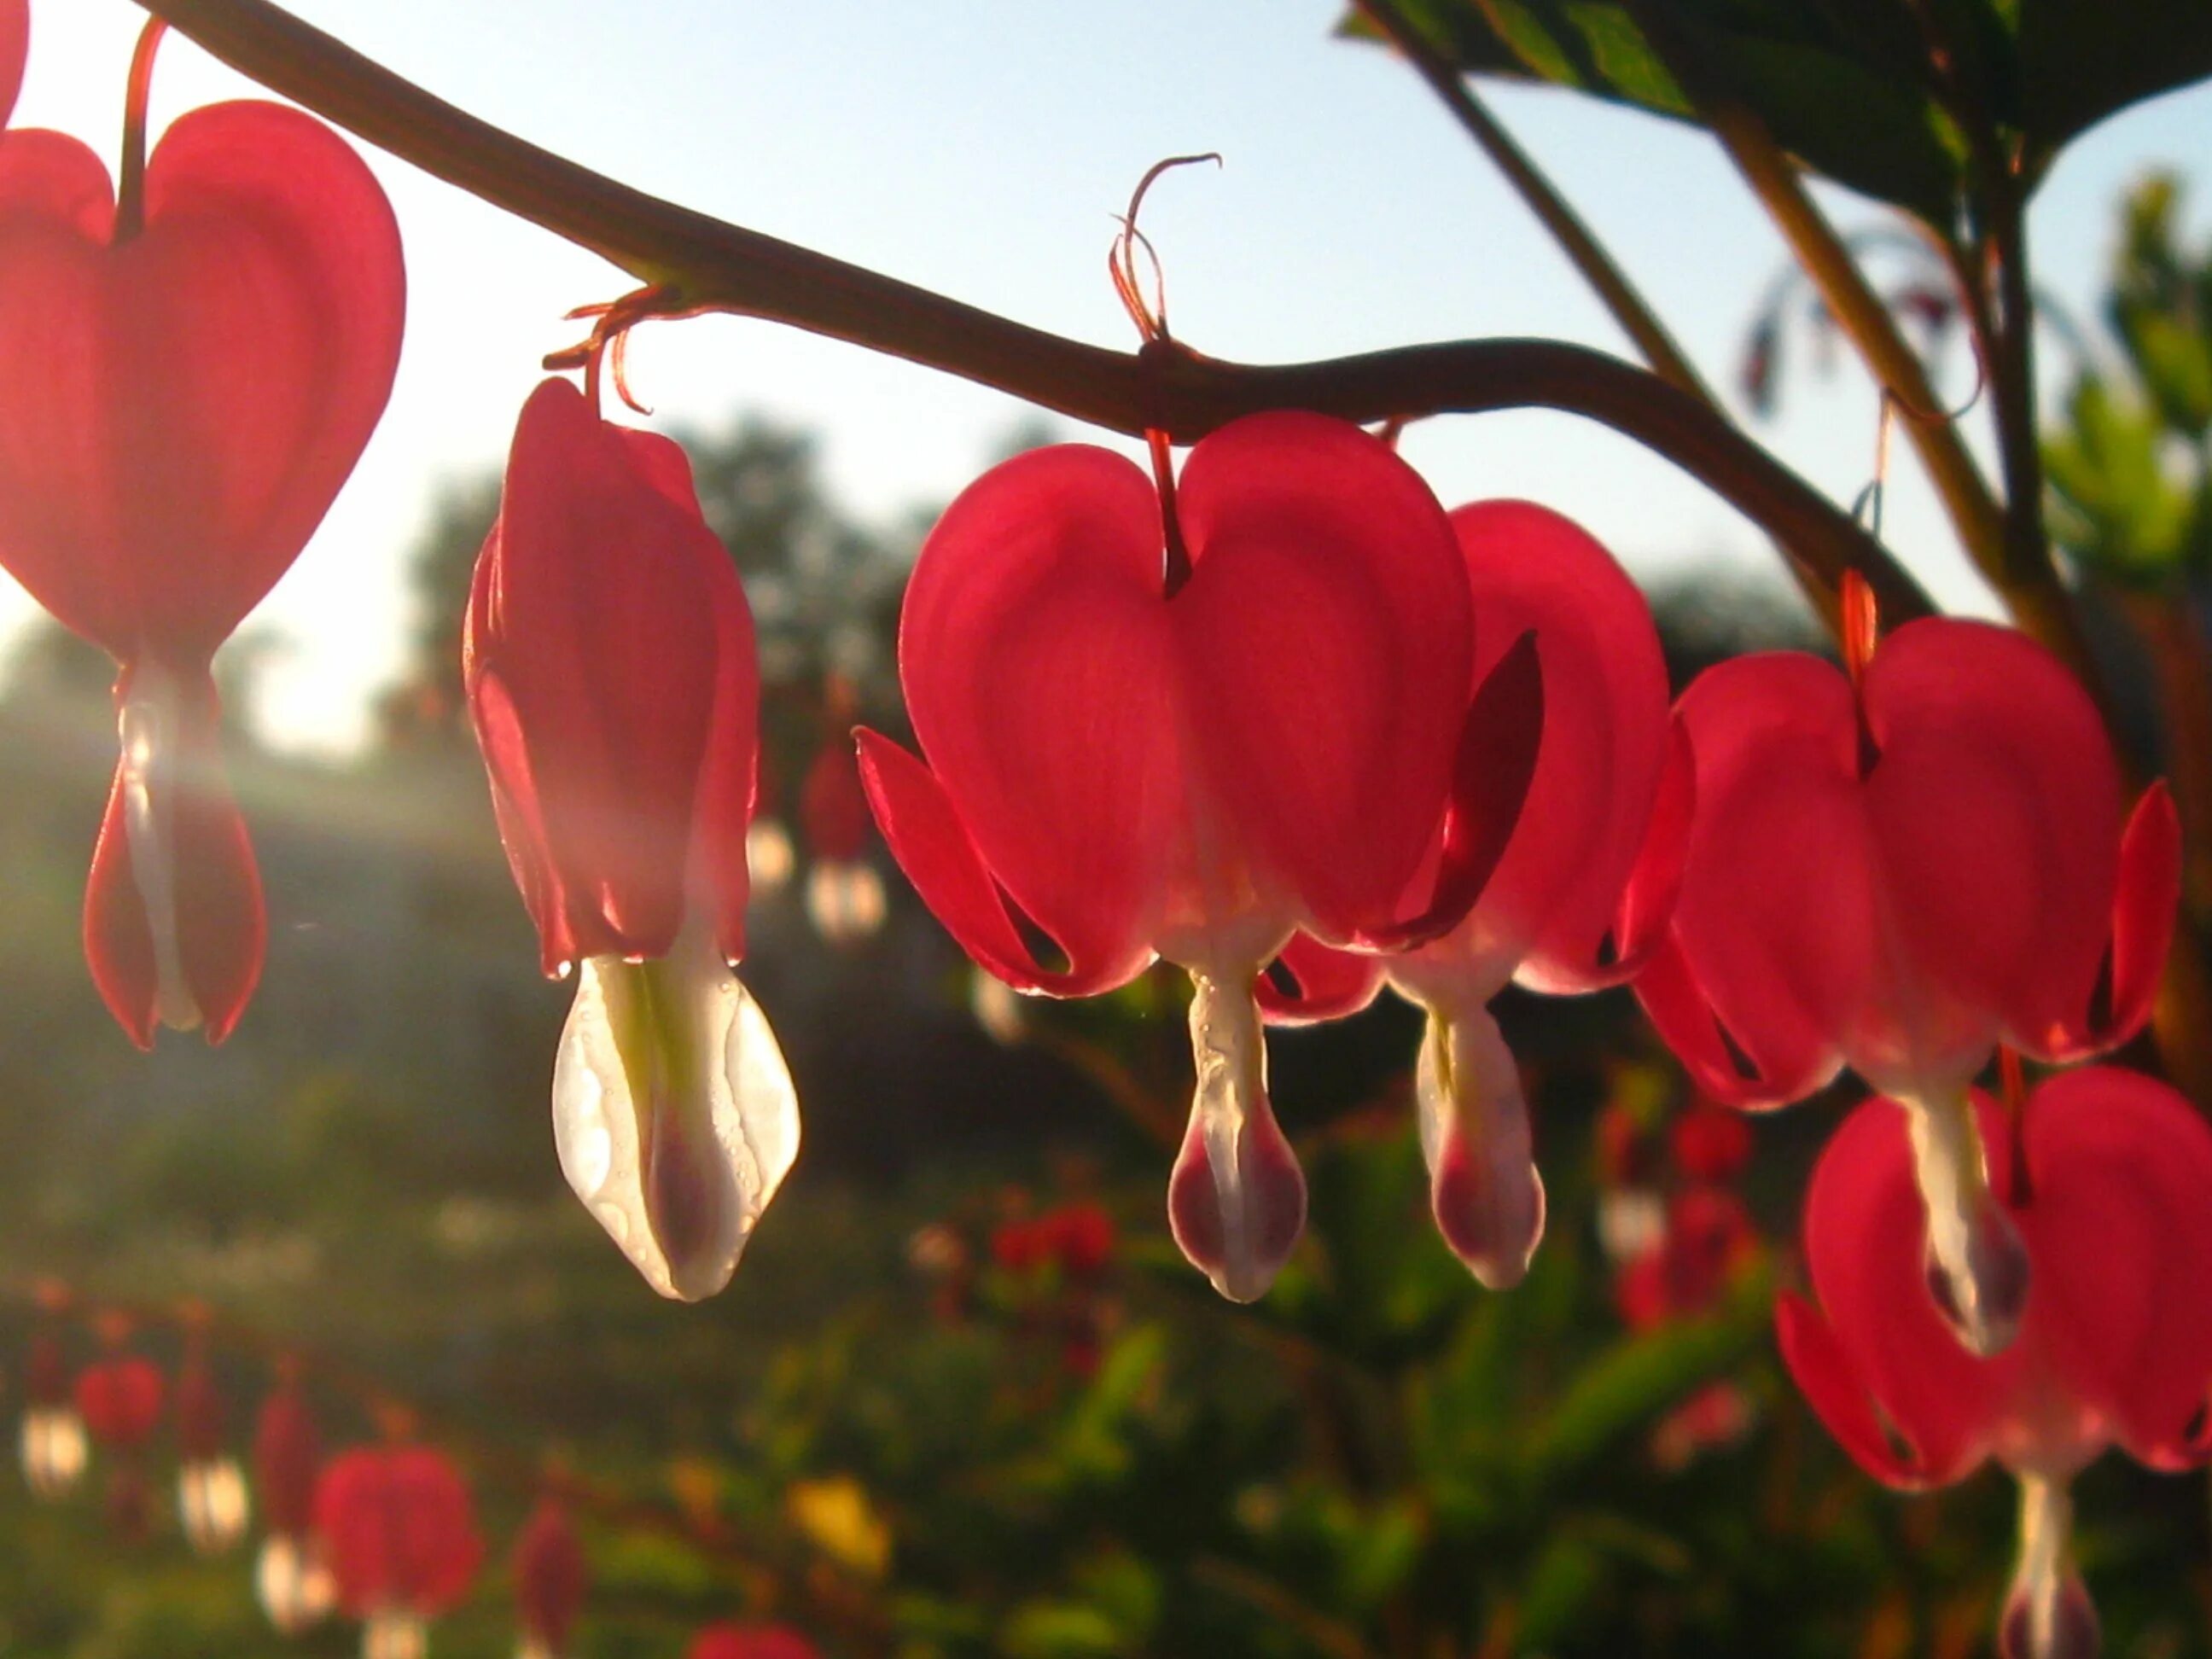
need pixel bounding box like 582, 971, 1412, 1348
77, 1351, 164, 1540
20, 1324, 85, 1499
686, 1623, 822, 1659
255, 1373, 336, 1634
859, 415, 1542, 1300
466, 376, 798, 1302
1255, 501, 1685, 1288
175, 1340, 248, 1555
75, 1354, 163, 1452
315, 1445, 483, 1659
800, 740, 885, 944
0, 84, 404, 1045
1639, 598, 2178, 1354
512, 1494, 587, 1659
1778, 1069, 2212, 1659
1615, 1186, 1758, 1332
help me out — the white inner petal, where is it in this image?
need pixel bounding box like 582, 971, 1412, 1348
1415, 998, 1545, 1289
554, 921, 800, 1301
1901, 1086, 2028, 1357
118, 664, 202, 1032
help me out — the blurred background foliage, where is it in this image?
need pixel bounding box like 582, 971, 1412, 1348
0, 32, 2209, 1659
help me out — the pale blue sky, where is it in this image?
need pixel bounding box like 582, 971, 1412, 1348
18, 1, 2212, 749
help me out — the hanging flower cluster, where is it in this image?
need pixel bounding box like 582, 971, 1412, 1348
0, 9, 2203, 1650
858, 414, 1545, 1299
1779, 1069, 2212, 1656
1252, 499, 1686, 1286
1638, 582, 2175, 1352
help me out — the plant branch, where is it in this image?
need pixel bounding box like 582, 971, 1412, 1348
1617, 4, 2009, 576
1353, 0, 1848, 624
1898, 0, 2107, 702
138, 0, 1930, 621
1353, 0, 1709, 402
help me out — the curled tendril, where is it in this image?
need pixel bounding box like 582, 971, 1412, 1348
1740, 229, 1988, 429
543, 283, 698, 416
1109, 153, 1220, 343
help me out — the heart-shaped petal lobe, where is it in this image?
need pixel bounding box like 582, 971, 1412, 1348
0, 103, 404, 665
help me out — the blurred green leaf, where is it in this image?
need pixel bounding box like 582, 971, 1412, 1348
1525, 1301, 1765, 1491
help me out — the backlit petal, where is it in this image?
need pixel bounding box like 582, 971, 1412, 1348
84, 663, 263, 1046
857, 730, 1154, 996
552, 926, 800, 1302
1173, 413, 1472, 941
1798, 1096, 2007, 1483
899, 445, 1183, 967
1444, 502, 1670, 985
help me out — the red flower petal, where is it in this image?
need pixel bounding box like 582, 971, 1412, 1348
856, 730, 1152, 995
467, 380, 756, 968
1253, 931, 1386, 1025
253, 1382, 321, 1540
316, 1447, 481, 1618
1640, 653, 1869, 1104
75, 1357, 165, 1450
1345, 631, 1543, 953
2036, 782, 2179, 1062
1856, 621, 2122, 1086
1172, 414, 1472, 946
83, 666, 264, 1047
0, 0, 25, 131
512, 1497, 587, 1651
898, 444, 1182, 968
1775, 1293, 1927, 1487
2016, 1068, 2212, 1470
1797, 1096, 2007, 1485
0, 103, 404, 662
1442, 502, 1670, 987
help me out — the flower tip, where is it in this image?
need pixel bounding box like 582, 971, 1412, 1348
2000, 1569, 2100, 1659
1167, 1103, 1307, 1303
1433, 1150, 1546, 1290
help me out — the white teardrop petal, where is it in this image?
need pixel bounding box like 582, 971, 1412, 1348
1415, 1001, 1545, 1289
1167, 969, 1307, 1303
553, 925, 800, 1301
1901, 1084, 2028, 1357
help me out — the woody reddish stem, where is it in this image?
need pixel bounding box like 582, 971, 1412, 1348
137, 0, 1930, 624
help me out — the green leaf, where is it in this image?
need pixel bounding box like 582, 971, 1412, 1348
2018, 1, 2212, 168
1335, 0, 2212, 222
